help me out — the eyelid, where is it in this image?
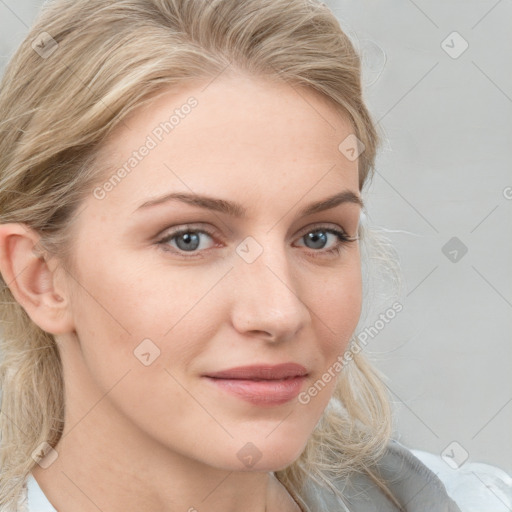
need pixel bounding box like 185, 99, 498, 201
156, 223, 219, 242
296, 221, 353, 238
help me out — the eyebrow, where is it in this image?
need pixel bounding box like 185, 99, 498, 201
133, 189, 363, 217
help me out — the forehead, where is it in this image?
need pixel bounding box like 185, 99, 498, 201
90, 74, 360, 216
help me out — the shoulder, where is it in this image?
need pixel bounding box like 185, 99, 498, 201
300, 439, 462, 511
339, 439, 463, 512
340, 439, 512, 512
411, 446, 512, 512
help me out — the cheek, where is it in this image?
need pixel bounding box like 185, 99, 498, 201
297, 266, 362, 415
65, 259, 212, 442
67, 249, 226, 383
309, 259, 363, 354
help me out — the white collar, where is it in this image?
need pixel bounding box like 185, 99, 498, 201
25, 473, 57, 512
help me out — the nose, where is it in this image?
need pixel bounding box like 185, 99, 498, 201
229, 238, 311, 342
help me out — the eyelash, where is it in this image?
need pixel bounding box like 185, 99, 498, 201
155, 223, 358, 260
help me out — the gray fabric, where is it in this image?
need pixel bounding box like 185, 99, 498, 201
301, 439, 462, 511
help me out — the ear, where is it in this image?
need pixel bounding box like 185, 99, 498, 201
0, 223, 75, 335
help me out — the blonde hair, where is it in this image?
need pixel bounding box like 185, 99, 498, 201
0, 0, 401, 510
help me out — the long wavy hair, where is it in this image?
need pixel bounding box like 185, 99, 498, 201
0, 0, 402, 510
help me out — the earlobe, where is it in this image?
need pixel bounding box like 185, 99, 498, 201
0, 223, 75, 335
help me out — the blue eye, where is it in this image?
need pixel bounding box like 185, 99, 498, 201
296, 228, 356, 257
156, 225, 357, 259
157, 228, 216, 255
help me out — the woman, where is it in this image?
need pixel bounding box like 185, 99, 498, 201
0, 0, 463, 510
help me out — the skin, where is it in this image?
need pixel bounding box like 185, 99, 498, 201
0, 73, 363, 512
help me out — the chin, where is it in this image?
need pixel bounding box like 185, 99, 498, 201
211, 436, 308, 473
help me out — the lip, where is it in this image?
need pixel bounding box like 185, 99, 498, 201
203, 363, 308, 406
204, 363, 308, 380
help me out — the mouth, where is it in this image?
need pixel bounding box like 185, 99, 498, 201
202, 363, 308, 406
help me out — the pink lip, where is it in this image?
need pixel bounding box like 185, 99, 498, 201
203, 363, 308, 406
204, 363, 308, 380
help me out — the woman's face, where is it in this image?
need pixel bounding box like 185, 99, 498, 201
59, 73, 363, 472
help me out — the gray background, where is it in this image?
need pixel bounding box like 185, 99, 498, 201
1, 0, 511, 473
